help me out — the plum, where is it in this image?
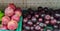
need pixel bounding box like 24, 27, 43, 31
7, 20, 18, 30
30, 26, 34, 30
38, 18, 43, 22
23, 18, 28, 23
45, 21, 50, 24
27, 21, 33, 26
24, 26, 30, 30
45, 15, 51, 20
31, 17, 37, 23
35, 25, 41, 30
50, 19, 57, 25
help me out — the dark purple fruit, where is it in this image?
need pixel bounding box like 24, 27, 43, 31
39, 23, 45, 27
24, 26, 30, 30
28, 8, 34, 15
50, 19, 57, 25
23, 18, 28, 23
45, 15, 51, 20
38, 18, 43, 22
35, 25, 41, 30
53, 25, 58, 29
27, 15, 31, 19
30, 26, 34, 30
45, 21, 50, 24
31, 16, 37, 23
27, 21, 33, 26
46, 29, 52, 31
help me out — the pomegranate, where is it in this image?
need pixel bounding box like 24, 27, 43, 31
8, 3, 16, 10
1, 25, 8, 30
15, 8, 22, 17
11, 15, 20, 22
7, 20, 18, 30
5, 7, 14, 16
2, 16, 10, 25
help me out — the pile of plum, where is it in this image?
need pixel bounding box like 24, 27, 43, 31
23, 7, 59, 31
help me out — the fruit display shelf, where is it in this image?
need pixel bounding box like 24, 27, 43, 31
0, 16, 23, 31
22, 7, 59, 31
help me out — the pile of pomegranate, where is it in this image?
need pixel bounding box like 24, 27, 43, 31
1, 3, 22, 30
23, 7, 59, 31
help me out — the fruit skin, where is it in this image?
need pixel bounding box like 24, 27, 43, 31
5, 3, 16, 16
38, 18, 42, 22
27, 21, 33, 26
2, 16, 10, 25
7, 20, 18, 30
24, 26, 30, 30
45, 21, 50, 24
5, 7, 14, 16
11, 15, 20, 22
15, 8, 22, 17
2, 26, 8, 30
35, 25, 41, 30
8, 3, 16, 10
45, 15, 51, 20
50, 19, 57, 25
1, 25, 8, 30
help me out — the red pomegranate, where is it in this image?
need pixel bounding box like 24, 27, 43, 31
5, 7, 14, 16
8, 3, 16, 10
15, 8, 22, 17
1, 25, 8, 30
7, 20, 18, 30
11, 15, 20, 22
2, 16, 10, 25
